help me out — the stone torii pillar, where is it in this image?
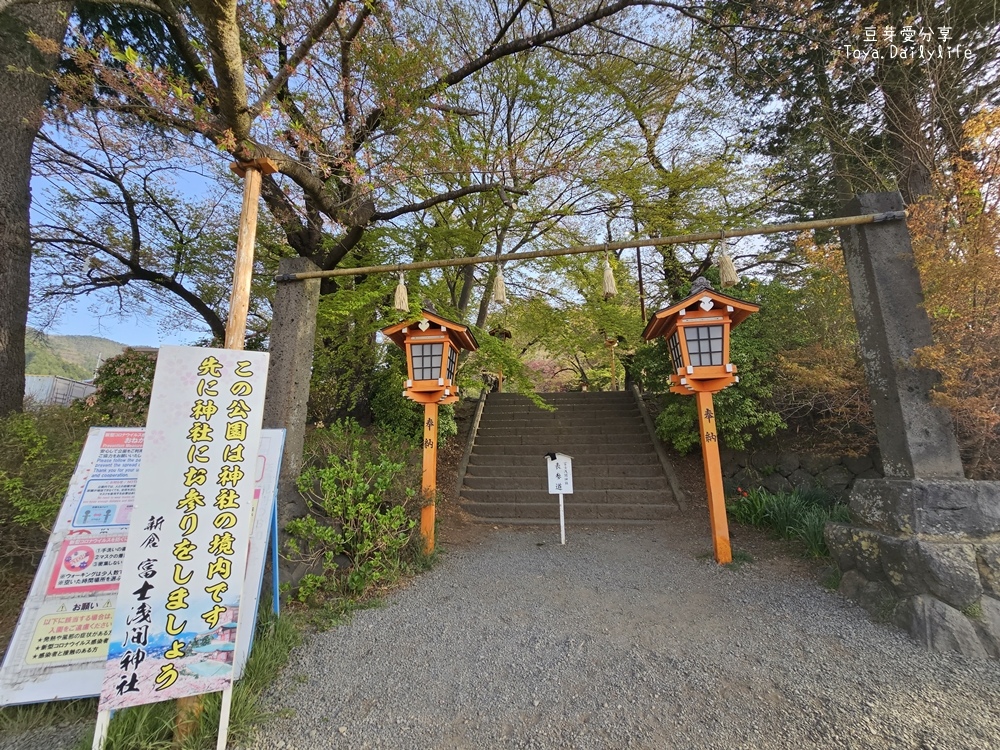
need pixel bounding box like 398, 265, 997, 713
826, 192, 1000, 658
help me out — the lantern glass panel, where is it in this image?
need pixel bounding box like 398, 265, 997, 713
684, 325, 724, 367
446, 346, 458, 381
411, 342, 444, 380
667, 331, 683, 372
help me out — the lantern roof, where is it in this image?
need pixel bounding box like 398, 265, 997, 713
642, 278, 759, 341
381, 309, 479, 351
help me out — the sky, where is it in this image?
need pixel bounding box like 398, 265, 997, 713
37, 299, 203, 347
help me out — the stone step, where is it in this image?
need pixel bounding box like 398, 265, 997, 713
464, 463, 665, 478
468, 451, 662, 466
461, 501, 675, 521
460, 488, 671, 505
482, 403, 638, 414
478, 419, 649, 435
470, 444, 656, 457
462, 474, 669, 491
489, 392, 634, 400
474, 433, 651, 447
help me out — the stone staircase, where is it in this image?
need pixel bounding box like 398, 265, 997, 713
460, 391, 678, 523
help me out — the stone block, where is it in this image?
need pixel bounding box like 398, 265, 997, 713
818, 464, 853, 495
849, 478, 1000, 536
879, 535, 922, 597
975, 596, 1000, 658
776, 452, 800, 476
825, 523, 857, 572
719, 448, 747, 470
750, 450, 778, 473
915, 541, 982, 610
787, 468, 817, 490
843, 455, 874, 475
976, 543, 1000, 597
845, 526, 884, 582
762, 472, 792, 494
838, 569, 866, 600
893, 595, 987, 658
800, 454, 840, 474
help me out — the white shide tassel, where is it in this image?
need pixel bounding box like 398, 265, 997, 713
719, 248, 739, 289
602, 252, 617, 299
394, 271, 409, 312
493, 264, 506, 304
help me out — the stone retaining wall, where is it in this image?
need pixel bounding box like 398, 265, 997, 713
720, 447, 883, 502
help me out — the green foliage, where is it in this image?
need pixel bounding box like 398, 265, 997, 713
290, 420, 418, 600
24, 335, 92, 380
654, 397, 699, 454
793, 506, 834, 558
727, 486, 850, 558
762, 491, 808, 540
0, 407, 100, 565
90, 348, 157, 425
308, 275, 388, 424
644, 279, 798, 451
725, 486, 771, 526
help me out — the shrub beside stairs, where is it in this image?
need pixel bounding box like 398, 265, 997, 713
460, 391, 680, 523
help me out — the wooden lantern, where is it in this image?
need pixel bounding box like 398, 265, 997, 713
382, 310, 478, 405
381, 310, 478, 552
642, 278, 759, 564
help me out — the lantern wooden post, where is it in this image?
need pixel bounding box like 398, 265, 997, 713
642, 278, 758, 564
695, 391, 731, 563
381, 311, 478, 555
421, 402, 439, 551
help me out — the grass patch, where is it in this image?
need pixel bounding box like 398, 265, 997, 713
962, 601, 984, 620
821, 566, 843, 591
727, 487, 851, 560
50, 606, 302, 750
724, 550, 755, 570
0, 697, 95, 734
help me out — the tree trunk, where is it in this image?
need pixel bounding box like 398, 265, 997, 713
0, 3, 69, 417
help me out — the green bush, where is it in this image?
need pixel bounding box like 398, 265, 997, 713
289, 420, 418, 600
89, 349, 156, 425
0, 407, 99, 565
654, 397, 700, 454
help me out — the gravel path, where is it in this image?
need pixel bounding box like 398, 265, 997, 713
239, 519, 1000, 750
5, 518, 999, 750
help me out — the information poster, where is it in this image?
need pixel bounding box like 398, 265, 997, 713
98, 346, 268, 711
0, 425, 283, 708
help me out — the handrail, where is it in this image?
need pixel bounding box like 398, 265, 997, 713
456, 388, 489, 495
631, 384, 686, 510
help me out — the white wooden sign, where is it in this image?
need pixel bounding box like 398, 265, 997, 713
545, 452, 574, 495
545, 452, 573, 545
98, 346, 268, 712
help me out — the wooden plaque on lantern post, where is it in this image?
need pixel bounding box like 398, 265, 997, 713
642, 278, 759, 564
381, 311, 478, 553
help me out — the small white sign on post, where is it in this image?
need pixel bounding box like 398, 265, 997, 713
545, 452, 573, 545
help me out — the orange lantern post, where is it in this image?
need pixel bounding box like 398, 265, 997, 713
641, 277, 759, 564
381, 310, 478, 553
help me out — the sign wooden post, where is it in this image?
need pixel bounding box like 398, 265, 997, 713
421, 402, 439, 553
176, 157, 277, 748
546, 453, 574, 545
